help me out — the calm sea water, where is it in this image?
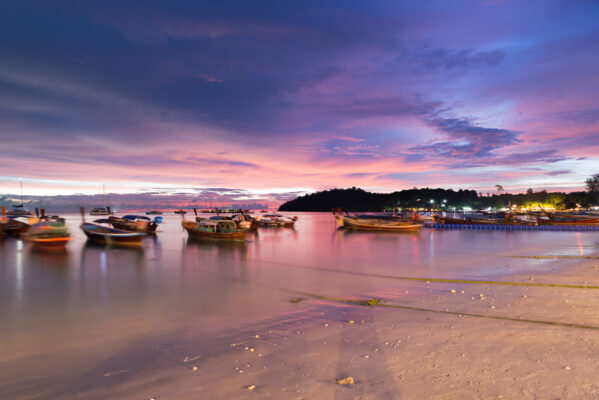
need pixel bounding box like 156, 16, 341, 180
0, 212, 597, 397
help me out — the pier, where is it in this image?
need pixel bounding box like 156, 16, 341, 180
424, 222, 599, 232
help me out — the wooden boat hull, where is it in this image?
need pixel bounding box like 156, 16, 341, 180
182, 220, 246, 241
435, 216, 536, 226
537, 219, 599, 226
81, 223, 146, 245
341, 216, 422, 232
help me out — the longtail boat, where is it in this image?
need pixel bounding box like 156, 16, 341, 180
538, 209, 599, 226
81, 222, 146, 245
537, 216, 599, 226
182, 218, 246, 241
233, 214, 258, 230
79, 207, 145, 245
257, 214, 298, 228
434, 215, 536, 226
0, 217, 34, 237
337, 215, 422, 232
108, 215, 161, 232
24, 220, 70, 249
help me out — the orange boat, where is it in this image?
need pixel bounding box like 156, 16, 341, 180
24, 220, 70, 249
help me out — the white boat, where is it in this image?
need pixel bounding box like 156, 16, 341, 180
90, 207, 112, 216
90, 184, 112, 215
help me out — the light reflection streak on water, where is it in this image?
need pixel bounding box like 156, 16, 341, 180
15, 240, 23, 304
100, 251, 106, 275
576, 232, 584, 256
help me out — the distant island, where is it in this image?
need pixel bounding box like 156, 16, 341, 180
278, 186, 598, 212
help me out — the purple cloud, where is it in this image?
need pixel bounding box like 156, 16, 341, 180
410, 117, 520, 158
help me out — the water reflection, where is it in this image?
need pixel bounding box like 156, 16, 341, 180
28, 246, 69, 268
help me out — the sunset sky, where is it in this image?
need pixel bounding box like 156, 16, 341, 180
1, 1, 598, 203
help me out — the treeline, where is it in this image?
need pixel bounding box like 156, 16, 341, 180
278, 187, 598, 212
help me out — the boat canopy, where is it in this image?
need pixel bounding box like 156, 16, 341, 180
198, 220, 237, 229
122, 215, 151, 221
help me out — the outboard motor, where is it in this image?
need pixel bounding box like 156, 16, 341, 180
153, 216, 163, 224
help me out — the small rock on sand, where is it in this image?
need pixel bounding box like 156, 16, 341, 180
247, 384, 256, 391
336, 376, 355, 385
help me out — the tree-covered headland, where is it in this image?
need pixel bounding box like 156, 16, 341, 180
279, 184, 598, 212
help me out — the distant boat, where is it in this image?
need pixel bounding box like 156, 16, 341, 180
182, 218, 246, 241
6, 180, 33, 216
90, 184, 112, 215
174, 209, 187, 215
6, 204, 34, 217
145, 210, 163, 215
89, 207, 112, 216
108, 215, 161, 233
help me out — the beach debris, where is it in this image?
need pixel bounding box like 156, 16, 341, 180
249, 348, 255, 352
336, 376, 355, 385
192, 366, 198, 371
565, 366, 571, 370
247, 384, 256, 391
348, 320, 355, 324
183, 355, 201, 363
450, 289, 456, 294
290, 297, 304, 303
254, 334, 260, 339
360, 298, 383, 306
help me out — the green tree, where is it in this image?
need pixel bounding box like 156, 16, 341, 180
586, 174, 599, 192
